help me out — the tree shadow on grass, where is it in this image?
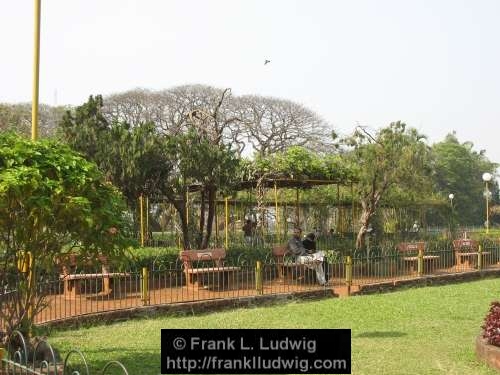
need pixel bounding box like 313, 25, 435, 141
356, 331, 407, 338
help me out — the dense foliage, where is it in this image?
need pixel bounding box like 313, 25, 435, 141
59, 96, 241, 249
482, 301, 500, 346
240, 146, 356, 182
339, 122, 435, 248
433, 133, 499, 225
0, 132, 131, 336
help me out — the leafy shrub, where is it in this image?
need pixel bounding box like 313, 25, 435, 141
125, 247, 181, 270
225, 244, 271, 265
482, 301, 500, 346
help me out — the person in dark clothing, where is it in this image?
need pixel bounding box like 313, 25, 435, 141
242, 219, 255, 244
302, 232, 316, 254
287, 228, 326, 285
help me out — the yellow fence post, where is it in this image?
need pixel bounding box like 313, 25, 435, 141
274, 182, 280, 242
255, 261, 263, 295
17, 251, 34, 334
146, 196, 149, 242
417, 248, 424, 276
478, 244, 483, 271
141, 267, 150, 306
139, 195, 144, 247
345, 256, 352, 296
225, 197, 229, 249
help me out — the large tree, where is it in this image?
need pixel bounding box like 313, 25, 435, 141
0, 103, 67, 138
340, 122, 434, 249
59, 95, 174, 208
59, 95, 240, 249
432, 132, 498, 226
100, 85, 335, 157
238, 95, 332, 156
167, 130, 240, 249
102, 85, 245, 153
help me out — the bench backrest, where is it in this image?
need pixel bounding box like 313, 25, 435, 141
272, 246, 288, 262
452, 239, 478, 252
179, 249, 226, 268
397, 242, 426, 254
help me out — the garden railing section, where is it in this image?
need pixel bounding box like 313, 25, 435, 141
1, 243, 500, 328
1, 330, 129, 374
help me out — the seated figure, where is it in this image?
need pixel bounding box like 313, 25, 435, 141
287, 228, 326, 285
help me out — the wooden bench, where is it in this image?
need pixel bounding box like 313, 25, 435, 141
272, 246, 314, 282
452, 239, 490, 268
58, 255, 128, 299
397, 242, 439, 274
59, 270, 129, 299
179, 249, 241, 290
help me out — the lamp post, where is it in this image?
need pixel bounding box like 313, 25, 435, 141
32, 0, 41, 141
448, 193, 454, 235
482, 173, 492, 234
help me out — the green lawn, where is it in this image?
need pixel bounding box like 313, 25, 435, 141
47, 278, 500, 375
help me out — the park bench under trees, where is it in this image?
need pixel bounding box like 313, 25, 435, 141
58, 255, 129, 299
272, 245, 315, 283
179, 249, 241, 290
452, 238, 490, 269
397, 242, 439, 275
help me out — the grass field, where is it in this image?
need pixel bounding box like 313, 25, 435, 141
47, 278, 500, 375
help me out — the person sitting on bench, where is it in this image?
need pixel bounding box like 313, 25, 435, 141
287, 228, 327, 285
302, 232, 317, 253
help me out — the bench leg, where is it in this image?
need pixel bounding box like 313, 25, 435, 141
184, 271, 200, 289
99, 276, 112, 296
276, 265, 285, 282
63, 279, 80, 300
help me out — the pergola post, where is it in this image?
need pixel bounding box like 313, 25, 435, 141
274, 182, 280, 241
295, 188, 300, 228
225, 197, 229, 249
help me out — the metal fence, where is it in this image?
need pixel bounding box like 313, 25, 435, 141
1, 242, 500, 328
1, 330, 128, 374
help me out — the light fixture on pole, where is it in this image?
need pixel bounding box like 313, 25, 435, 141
448, 193, 455, 235
482, 173, 492, 234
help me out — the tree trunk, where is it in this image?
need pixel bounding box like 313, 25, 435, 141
172, 200, 190, 249
201, 187, 216, 249
355, 203, 376, 249
197, 190, 206, 248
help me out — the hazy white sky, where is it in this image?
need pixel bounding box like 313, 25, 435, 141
2, 0, 500, 171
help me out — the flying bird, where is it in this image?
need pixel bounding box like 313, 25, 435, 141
264, 59, 271, 65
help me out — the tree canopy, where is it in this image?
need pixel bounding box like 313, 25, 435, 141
432, 132, 498, 226
0, 132, 131, 336
339, 122, 435, 248
59, 95, 241, 249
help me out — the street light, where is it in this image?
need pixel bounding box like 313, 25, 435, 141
32, 0, 41, 141
482, 173, 492, 234
448, 193, 455, 235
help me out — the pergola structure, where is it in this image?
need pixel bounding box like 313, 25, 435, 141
138, 176, 356, 248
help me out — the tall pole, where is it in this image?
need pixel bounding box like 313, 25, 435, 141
145, 196, 149, 242
486, 181, 490, 234
32, 0, 41, 141
482, 173, 492, 235
139, 195, 144, 247
185, 190, 189, 225
274, 182, 280, 241
295, 189, 300, 228
351, 183, 355, 234
225, 197, 229, 249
